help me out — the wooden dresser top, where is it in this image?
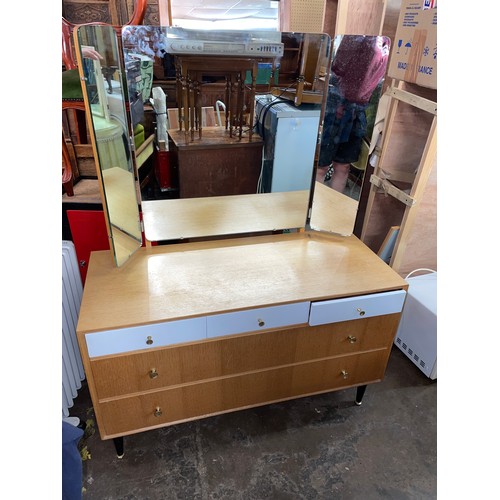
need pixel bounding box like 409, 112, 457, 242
77, 231, 407, 334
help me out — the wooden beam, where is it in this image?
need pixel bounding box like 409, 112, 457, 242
361, 79, 404, 241
389, 87, 437, 115
369, 175, 416, 206
159, 0, 173, 26
335, 0, 387, 35
390, 116, 437, 272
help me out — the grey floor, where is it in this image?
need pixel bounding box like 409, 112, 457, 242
70, 346, 437, 499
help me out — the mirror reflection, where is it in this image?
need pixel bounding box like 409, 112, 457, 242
310, 34, 390, 236
75, 27, 393, 253
75, 25, 143, 266
121, 27, 330, 241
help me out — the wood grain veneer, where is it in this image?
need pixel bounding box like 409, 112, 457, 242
99, 350, 388, 437
77, 232, 407, 334
76, 230, 407, 442
90, 314, 400, 399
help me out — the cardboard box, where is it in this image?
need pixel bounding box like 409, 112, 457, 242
387, 0, 437, 89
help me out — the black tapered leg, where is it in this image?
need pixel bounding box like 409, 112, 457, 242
113, 437, 124, 458
355, 385, 367, 406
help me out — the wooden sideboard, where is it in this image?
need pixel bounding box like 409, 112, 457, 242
168, 127, 264, 198
76, 231, 407, 456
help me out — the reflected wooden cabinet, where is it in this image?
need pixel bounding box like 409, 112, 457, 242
76, 232, 407, 452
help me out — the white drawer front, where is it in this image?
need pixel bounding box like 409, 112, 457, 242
85, 317, 207, 357
309, 290, 406, 326
207, 302, 310, 339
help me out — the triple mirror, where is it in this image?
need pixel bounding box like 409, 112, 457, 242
74, 25, 390, 266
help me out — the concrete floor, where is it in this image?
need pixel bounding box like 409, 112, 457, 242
70, 346, 437, 499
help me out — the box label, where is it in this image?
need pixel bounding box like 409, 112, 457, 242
387, 0, 437, 88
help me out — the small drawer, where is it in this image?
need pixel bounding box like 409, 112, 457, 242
85, 317, 207, 358
207, 302, 310, 339
309, 290, 406, 326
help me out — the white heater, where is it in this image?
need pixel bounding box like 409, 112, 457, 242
62, 241, 85, 417
394, 271, 437, 379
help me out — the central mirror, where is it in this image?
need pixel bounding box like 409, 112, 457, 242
121, 27, 331, 242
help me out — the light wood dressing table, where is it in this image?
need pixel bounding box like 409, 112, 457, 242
77, 226, 407, 457
73, 26, 408, 458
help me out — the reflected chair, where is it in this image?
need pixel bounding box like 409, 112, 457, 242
61, 0, 147, 196
347, 138, 370, 197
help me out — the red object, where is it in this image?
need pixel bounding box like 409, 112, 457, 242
68, 210, 148, 283
67, 210, 109, 284
154, 149, 177, 191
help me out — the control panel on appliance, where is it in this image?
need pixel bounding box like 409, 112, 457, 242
166, 40, 284, 58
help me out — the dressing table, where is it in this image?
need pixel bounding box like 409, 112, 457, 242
73, 26, 407, 457
77, 229, 406, 456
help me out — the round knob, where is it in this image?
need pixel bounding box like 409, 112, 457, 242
146, 336, 153, 345
154, 407, 162, 417
357, 308, 366, 316
341, 370, 349, 379
258, 318, 265, 327
149, 368, 158, 379
347, 335, 357, 344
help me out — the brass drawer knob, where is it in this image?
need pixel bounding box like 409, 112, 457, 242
258, 318, 265, 327
149, 368, 158, 379
341, 370, 349, 379
357, 308, 366, 316
347, 335, 357, 343
146, 336, 153, 345
154, 407, 162, 417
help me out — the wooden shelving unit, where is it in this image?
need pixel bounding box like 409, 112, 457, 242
360, 79, 437, 275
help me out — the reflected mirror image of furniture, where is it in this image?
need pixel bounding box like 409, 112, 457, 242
61, 0, 147, 196
175, 56, 259, 141
72, 25, 407, 458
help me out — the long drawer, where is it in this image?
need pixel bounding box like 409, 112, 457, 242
85, 317, 207, 357
99, 349, 389, 437
309, 290, 406, 326
207, 301, 310, 339
90, 315, 401, 399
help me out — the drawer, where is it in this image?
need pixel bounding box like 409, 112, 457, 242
85, 317, 206, 358
207, 302, 310, 339
91, 315, 400, 399
309, 290, 406, 326
98, 350, 389, 437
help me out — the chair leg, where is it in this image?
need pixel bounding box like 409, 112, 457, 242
63, 178, 74, 197
62, 132, 75, 197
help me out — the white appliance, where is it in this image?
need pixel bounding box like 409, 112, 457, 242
255, 95, 320, 193
166, 40, 283, 57
394, 271, 437, 379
